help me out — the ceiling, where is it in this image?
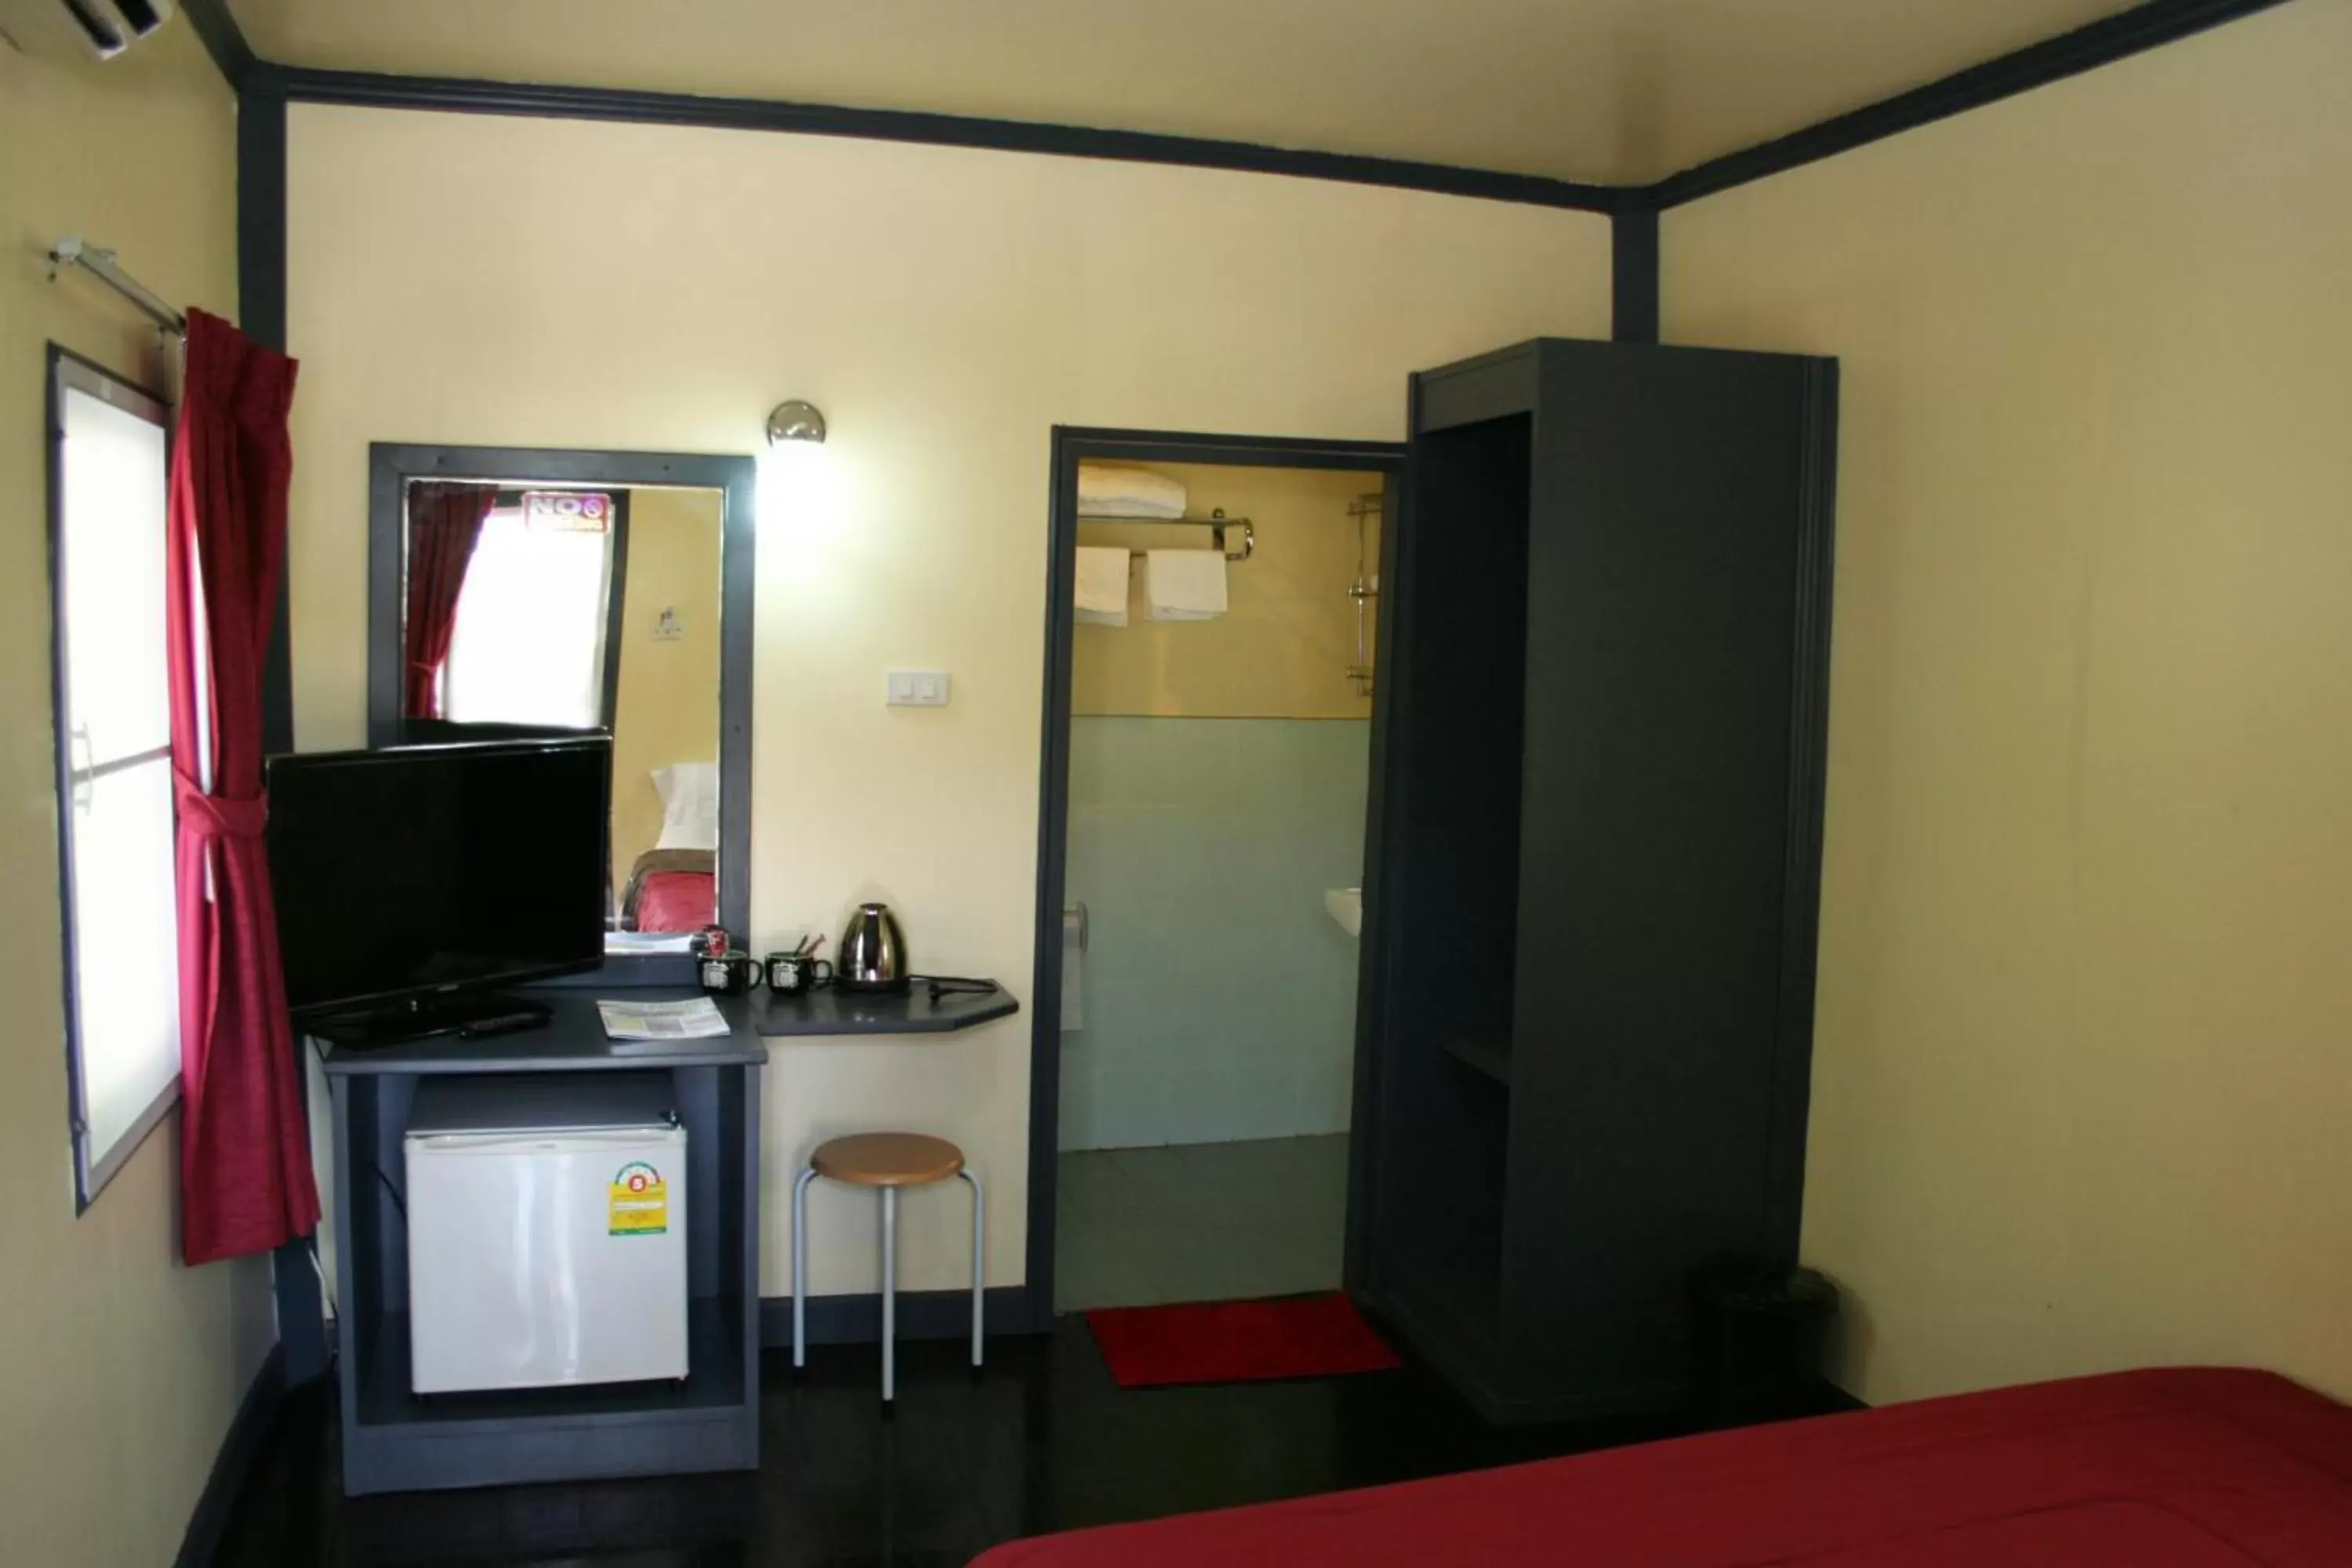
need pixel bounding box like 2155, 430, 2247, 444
227, 0, 2148, 187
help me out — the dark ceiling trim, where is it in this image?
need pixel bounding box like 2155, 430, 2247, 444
257, 62, 1635, 214
193, 0, 2287, 222
1610, 210, 1659, 343
179, 0, 257, 88
1644, 0, 2293, 209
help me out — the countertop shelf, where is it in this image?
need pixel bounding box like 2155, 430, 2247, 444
755, 982, 1020, 1037
315, 978, 1022, 1069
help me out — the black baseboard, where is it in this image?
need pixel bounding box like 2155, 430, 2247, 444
174, 1341, 285, 1568
760, 1287, 1036, 1349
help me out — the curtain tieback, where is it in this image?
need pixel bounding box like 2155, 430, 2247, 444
175, 769, 267, 840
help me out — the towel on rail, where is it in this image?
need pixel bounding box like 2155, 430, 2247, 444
1078, 463, 1187, 520
1145, 549, 1227, 622
1075, 546, 1131, 626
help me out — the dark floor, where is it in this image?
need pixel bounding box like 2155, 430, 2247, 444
215, 1315, 1700, 1566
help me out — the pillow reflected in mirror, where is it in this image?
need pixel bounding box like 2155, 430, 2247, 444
654, 760, 720, 851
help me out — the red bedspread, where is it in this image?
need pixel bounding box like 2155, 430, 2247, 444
634, 870, 714, 934
971, 1369, 2352, 1567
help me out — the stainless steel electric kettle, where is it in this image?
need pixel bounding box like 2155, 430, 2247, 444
837, 903, 909, 993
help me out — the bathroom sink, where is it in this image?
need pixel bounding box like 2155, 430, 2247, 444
1325, 887, 1363, 938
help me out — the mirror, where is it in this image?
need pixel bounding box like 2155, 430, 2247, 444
368, 447, 754, 968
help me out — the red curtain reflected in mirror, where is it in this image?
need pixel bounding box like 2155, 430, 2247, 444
402, 481, 496, 718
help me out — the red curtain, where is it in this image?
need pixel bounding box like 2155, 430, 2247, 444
402, 483, 495, 718
166, 308, 320, 1265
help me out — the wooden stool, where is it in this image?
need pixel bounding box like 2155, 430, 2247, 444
791, 1132, 983, 1401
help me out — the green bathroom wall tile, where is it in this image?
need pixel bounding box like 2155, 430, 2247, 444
1063, 717, 1370, 1149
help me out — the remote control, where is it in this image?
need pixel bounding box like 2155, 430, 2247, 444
459, 1011, 551, 1040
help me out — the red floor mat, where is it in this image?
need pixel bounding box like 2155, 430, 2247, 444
1085, 1293, 1403, 1388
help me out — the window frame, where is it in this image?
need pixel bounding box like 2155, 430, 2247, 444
45, 345, 181, 1212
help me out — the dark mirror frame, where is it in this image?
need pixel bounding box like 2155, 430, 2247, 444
365, 441, 756, 985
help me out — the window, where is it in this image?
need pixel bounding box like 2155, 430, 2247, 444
47, 350, 182, 1209
441, 505, 617, 728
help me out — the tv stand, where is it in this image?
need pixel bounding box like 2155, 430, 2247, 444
315, 989, 764, 1494
307, 993, 553, 1050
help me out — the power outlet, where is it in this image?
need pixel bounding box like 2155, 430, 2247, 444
886, 670, 951, 707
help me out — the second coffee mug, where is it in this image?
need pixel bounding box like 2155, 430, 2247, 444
764, 951, 833, 994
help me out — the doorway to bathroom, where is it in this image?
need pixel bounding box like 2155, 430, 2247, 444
1026, 429, 1403, 1319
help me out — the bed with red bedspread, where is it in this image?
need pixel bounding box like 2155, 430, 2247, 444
971, 1369, 2352, 1567
619, 848, 716, 935
632, 869, 715, 933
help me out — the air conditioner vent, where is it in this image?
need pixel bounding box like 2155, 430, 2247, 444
59, 0, 125, 54
0, 0, 176, 62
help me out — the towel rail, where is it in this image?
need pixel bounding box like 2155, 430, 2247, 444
1076, 508, 1254, 561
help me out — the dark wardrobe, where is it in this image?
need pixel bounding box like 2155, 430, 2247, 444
1348, 338, 1838, 1423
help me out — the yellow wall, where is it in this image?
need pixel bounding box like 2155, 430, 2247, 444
0, 23, 278, 1567
285, 105, 1610, 1294
610, 487, 724, 886
1664, 1, 2352, 1406
1075, 464, 1382, 719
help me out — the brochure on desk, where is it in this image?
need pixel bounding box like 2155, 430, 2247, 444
597, 997, 731, 1040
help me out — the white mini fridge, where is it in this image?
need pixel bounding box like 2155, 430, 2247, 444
405, 1074, 689, 1395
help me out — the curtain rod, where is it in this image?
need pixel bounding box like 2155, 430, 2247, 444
47, 236, 188, 337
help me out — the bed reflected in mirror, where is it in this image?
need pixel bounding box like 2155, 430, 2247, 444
369, 449, 752, 967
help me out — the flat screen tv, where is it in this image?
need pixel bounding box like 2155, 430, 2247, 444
266, 737, 611, 1030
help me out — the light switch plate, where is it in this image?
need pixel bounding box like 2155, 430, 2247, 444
886, 670, 951, 707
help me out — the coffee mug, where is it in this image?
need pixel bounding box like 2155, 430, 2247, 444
764, 951, 833, 994
699, 950, 760, 996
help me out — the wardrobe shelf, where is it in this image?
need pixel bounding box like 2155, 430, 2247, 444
1439, 1033, 1514, 1086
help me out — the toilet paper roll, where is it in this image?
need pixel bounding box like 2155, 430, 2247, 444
1060, 905, 1086, 1032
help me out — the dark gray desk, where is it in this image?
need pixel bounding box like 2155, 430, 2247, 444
318, 990, 764, 1495
323, 991, 769, 1072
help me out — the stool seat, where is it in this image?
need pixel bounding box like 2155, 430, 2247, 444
795, 1131, 985, 1401
811, 1132, 965, 1188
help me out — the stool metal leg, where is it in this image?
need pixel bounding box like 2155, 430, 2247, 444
880, 1185, 898, 1402
792, 1166, 819, 1370
959, 1169, 985, 1368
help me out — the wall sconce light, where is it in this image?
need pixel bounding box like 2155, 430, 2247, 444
766, 400, 827, 446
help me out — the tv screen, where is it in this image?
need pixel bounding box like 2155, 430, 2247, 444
266, 738, 612, 1018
